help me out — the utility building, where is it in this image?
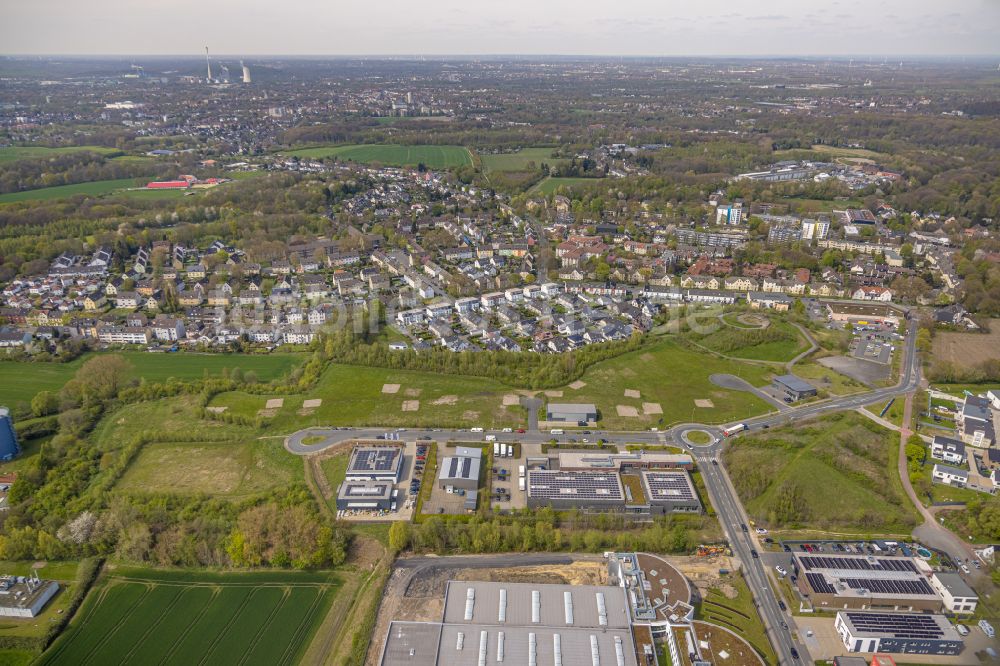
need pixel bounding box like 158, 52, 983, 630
835, 611, 963, 656
545, 403, 597, 424
346, 445, 403, 482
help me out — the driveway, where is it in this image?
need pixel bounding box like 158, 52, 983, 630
710, 373, 790, 412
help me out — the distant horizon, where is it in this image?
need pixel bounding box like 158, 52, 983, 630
3, 0, 999, 59
3, 53, 999, 62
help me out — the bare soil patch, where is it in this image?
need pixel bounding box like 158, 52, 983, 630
642, 402, 663, 415
265, 398, 284, 409
569, 380, 587, 390
695, 399, 715, 408
404, 388, 422, 397
544, 390, 563, 397
933, 318, 1000, 366
206, 406, 227, 413
401, 400, 420, 412
433, 395, 459, 405
257, 408, 278, 418
381, 383, 401, 394
502, 394, 521, 406
617, 405, 640, 417
624, 388, 641, 399
462, 410, 480, 421
303, 398, 323, 408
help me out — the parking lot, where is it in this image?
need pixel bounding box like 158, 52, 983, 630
848, 324, 898, 365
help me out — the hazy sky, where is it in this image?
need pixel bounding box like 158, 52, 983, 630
3, 0, 999, 57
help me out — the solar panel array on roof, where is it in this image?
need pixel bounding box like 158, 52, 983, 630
841, 578, 934, 596
807, 573, 835, 594
800, 556, 916, 572
349, 447, 400, 473
843, 612, 947, 639
642, 472, 696, 502
527, 471, 623, 502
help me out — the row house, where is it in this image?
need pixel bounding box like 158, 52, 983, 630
724, 276, 758, 291
762, 278, 806, 295
747, 291, 792, 311
852, 286, 893, 302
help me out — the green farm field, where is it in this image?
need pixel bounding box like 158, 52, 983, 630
0, 145, 119, 163
37, 569, 340, 666
0, 178, 144, 203
723, 412, 919, 535
0, 352, 304, 405
209, 336, 774, 432
530, 176, 604, 194
480, 147, 566, 172
284, 144, 472, 169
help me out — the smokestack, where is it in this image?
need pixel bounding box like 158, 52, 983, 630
205, 46, 212, 82
241, 60, 251, 84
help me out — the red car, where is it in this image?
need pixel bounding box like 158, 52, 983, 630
516, 429, 525, 433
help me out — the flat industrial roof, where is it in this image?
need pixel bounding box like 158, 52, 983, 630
557, 451, 692, 470
932, 572, 977, 599
380, 621, 638, 666
796, 553, 938, 600
641, 471, 699, 506
837, 611, 960, 641
338, 480, 394, 500
546, 403, 597, 413
527, 470, 624, 504
773, 374, 815, 393
439, 456, 481, 482
347, 445, 403, 475
443, 580, 631, 629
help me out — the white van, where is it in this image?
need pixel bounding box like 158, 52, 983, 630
550, 429, 564, 435
471, 427, 484, 433
485, 435, 496, 442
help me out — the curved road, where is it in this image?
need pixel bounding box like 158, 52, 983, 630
287, 315, 932, 665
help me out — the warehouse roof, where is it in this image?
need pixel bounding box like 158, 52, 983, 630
641, 471, 699, 506
773, 374, 815, 393
442, 580, 631, 629
438, 455, 480, 483
546, 403, 597, 414
837, 611, 960, 641
527, 470, 624, 504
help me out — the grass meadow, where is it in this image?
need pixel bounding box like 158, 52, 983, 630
480, 147, 566, 172
723, 412, 919, 535
0, 352, 304, 405
284, 144, 473, 169
37, 569, 340, 666
529, 176, 604, 194
0, 178, 144, 203
0, 146, 119, 163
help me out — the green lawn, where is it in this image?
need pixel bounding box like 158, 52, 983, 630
695, 320, 807, 363
529, 176, 604, 195
0, 145, 119, 163
480, 147, 566, 172
115, 438, 301, 497
283, 144, 473, 169
723, 412, 919, 534
37, 568, 340, 666
0, 352, 304, 405
0, 178, 144, 203
794, 360, 866, 397
208, 337, 773, 432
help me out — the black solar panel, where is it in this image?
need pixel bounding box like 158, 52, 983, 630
642, 472, 696, 503
349, 447, 399, 473
527, 471, 623, 501
844, 612, 947, 639
799, 555, 917, 573
842, 578, 934, 596
806, 573, 835, 594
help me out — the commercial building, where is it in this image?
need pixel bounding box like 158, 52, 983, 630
346, 445, 404, 482
527, 470, 624, 512
437, 447, 482, 491
792, 553, 944, 612
555, 451, 693, 472
0, 407, 19, 461
378, 580, 638, 666
834, 611, 963, 656
641, 471, 702, 514
0, 575, 59, 618
772, 374, 818, 402
928, 573, 978, 614
545, 403, 597, 425
824, 302, 901, 327
336, 479, 395, 511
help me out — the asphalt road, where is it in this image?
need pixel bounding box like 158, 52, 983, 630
284, 315, 923, 665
